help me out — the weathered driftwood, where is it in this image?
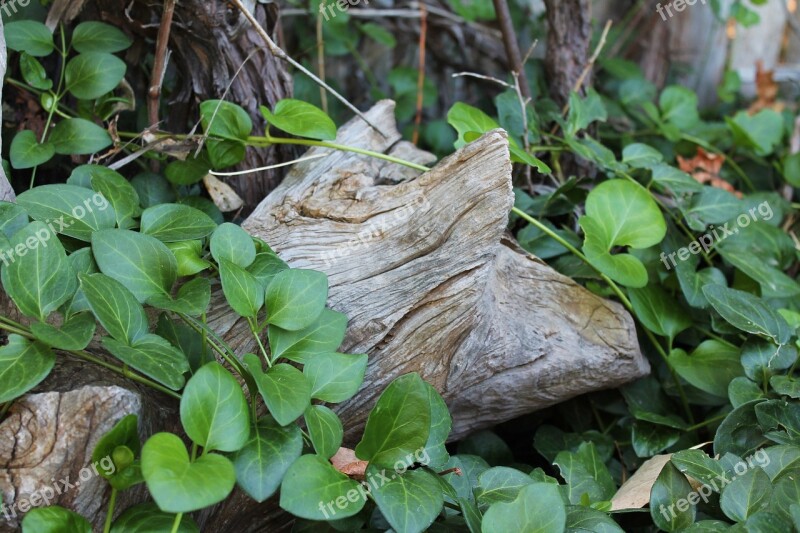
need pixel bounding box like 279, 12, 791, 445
0, 100, 649, 530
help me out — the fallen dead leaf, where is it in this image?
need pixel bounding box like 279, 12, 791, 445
748, 60, 784, 115
330, 447, 368, 481
677, 147, 742, 198
203, 173, 244, 212
611, 454, 672, 511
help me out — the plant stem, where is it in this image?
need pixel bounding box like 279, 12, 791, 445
170, 513, 183, 533
685, 412, 728, 432
103, 487, 117, 533
0, 317, 181, 399
249, 318, 272, 368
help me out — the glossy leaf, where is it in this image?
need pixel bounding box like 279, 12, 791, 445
79, 272, 148, 344
66, 52, 126, 100
141, 432, 236, 513
279, 454, 364, 519
5, 21, 54, 57
10, 130, 54, 169
210, 222, 256, 268
219, 259, 263, 318
21, 506, 90, 533
304, 405, 343, 458
140, 203, 217, 242
49, 118, 113, 155
30, 312, 95, 350
247, 358, 311, 426
649, 462, 696, 531
269, 308, 347, 363
104, 334, 190, 390
261, 99, 336, 140
0, 335, 55, 404
303, 352, 367, 403
481, 483, 566, 533
72, 21, 132, 53
109, 503, 198, 533
16, 184, 115, 241
265, 269, 328, 331
180, 362, 250, 451
369, 466, 443, 533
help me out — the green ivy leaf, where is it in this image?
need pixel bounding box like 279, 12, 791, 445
5, 21, 54, 57
0, 201, 28, 239
482, 483, 566, 533
148, 277, 211, 317
247, 252, 289, 291
670, 449, 727, 487
79, 272, 148, 344
729, 377, 765, 408
771, 376, 800, 399
629, 285, 691, 342
219, 259, 264, 319
420, 382, 452, 470
210, 222, 256, 268
554, 441, 616, 504
104, 334, 189, 390
304, 405, 343, 458
714, 400, 766, 457
703, 285, 793, 344
156, 313, 213, 373
302, 352, 367, 402
565, 506, 624, 533
1, 221, 77, 320
17, 184, 115, 241
72, 21, 133, 53
474, 466, 535, 506
727, 109, 783, 156
30, 312, 95, 350
140, 203, 217, 242
260, 99, 337, 141
200, 100, 252, 168
580, 180, 666, 288
167, 240, 211, 277
659, 86, 700, 130
266, 269, 328, 331
19, 52, 52, 90
631, 422, 681, 457
0, 335, 55, 404
269, 309, 347, 363
131, 172, 176, 207
280, 454, 364, 520
720, 467, 772, 522
141, 432, 236, 513
66, 52, 126, 100
21, 506, 90, 533
75, 165, 141, 229
92, 229, 177, 303
232, 416, 302, 502
566, 89, 607, 137
622, 143, 663, 169
180, 362, 250, 452
741, 339, 797, 382
247, 357, 311, 426
356, 373, 431, 467
49, 118, 113, 155
650, 462, 696, 531
447, 102, 500, 149
369, 466, 444, 533
110, 503, 198, 533
668, 340, 743, 398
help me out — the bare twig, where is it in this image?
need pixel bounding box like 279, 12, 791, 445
412, 2, 428, 145
148, 0, 176, 128
316, 7, 328, 113
451, 71, 511, 88
492, 0, 530, 100
230, 0, 388, 137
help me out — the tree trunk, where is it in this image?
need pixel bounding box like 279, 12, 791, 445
544, 0, 592, 106
46, 0, 295, 211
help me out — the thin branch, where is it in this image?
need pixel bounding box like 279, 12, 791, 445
492, 0, 531, 100
412, 3, 428, 145
148, 0, 176, 128
316, 7, 328, 113
451, 71, 511, 89
230, 0, 388, 137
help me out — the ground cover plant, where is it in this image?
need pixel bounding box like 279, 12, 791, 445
1, 1, 800, 531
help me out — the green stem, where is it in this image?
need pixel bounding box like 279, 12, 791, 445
103, 488, 117, 533
249, 318, 272, 367
694, 326, 738, 349
685, 412, 728, 432
170, 513, 183, 533
247, 135, 431, 172
0, 317, 181, 399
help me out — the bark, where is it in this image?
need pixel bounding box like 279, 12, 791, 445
0, 101, 649, 530
46, 0, 294, 210
544, 0, 592, 106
